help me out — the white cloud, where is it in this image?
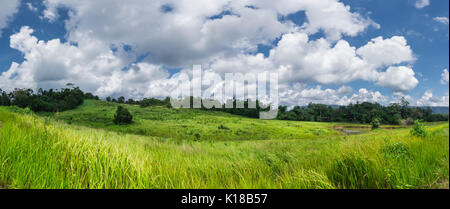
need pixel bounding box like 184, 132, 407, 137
0, 1, 422, 104
26, 3, 38, 12
40, 0, 378, 66
356, 36, 416, 68
211, 33, 418, 92
253, 0, 380, 41
415, 90, 449, 107
279, 84, 387, 107
0, 26, 170, 99
415, 0, 430, 9
377, 66, 419, 92
441, 69, 449, 85
434, 17, 449, 25
0, 0, 20, 37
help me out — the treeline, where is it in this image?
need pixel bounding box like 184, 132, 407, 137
0, 85, 87, 112
277, 99, 448, 125
1, 86, 448, 125
105, 96, 172, 108
187, 97, 271, 118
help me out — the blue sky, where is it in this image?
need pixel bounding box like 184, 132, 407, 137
0, 0, 448, 106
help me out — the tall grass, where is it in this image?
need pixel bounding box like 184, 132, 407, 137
0, 108, 448, 189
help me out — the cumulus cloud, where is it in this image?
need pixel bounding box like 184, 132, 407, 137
211, 33, 418, 92
0, 26, 170, 99
0, 0, 20, 37
40, 0, 379, 66
279, 84, 387, 107
415, 0, 430, 9
356, 36, 415, 68
415, 91, 449, 107
253, 0, 380, 41
0, 1, 423, 106
377, 66, 419, 92
270, 33, 377, 84
273, 34, 417, 87
441, 69, 449, 85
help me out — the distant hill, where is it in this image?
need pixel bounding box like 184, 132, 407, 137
419, 106, 449, 114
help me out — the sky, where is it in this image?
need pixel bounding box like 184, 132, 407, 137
0, 0, 448, 107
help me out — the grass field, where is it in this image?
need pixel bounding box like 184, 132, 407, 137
0, 100, 448, 189
39, 100, 339, 142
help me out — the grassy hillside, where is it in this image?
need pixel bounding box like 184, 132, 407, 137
40, 100, 339, 141
0, 105, 448, 189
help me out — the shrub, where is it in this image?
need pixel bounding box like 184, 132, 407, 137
23, 107, 33, 115
410, 120, 428, 137
371, 118, 381, 130
381, 141, 409, 159
114, 106, 133, 125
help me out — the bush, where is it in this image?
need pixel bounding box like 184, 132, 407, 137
371, 118, 381, 130
381, 141, 409, 159
114, 106, 133, 125
410, 120, 428, 137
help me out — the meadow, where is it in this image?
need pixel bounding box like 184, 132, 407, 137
0, 100, 448, 189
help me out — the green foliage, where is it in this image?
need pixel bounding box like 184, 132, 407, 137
139, 97, 171, 107
0, 89, 11, 106
1, 87, 85, 113
276, 99, 448, 124
328, 154, 376, 189
114, 106, 133, 125
410, 120, 428, 137
84, 92, 99, 100
371, 118, 381, 130
4, 106, 33, 115
381, 141, 409, 159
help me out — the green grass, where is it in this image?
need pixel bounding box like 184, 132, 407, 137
39, 100, 339, 142
0, 102, 448, 189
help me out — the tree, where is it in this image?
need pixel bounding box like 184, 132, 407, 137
114, 106, 133, 124
410, 120, 428, 137
10, 88, 34, 108
400, 97, 411, 119
371, 118, 381, 130
118, 96, 125, 104
106, 97, 112, 102
0, 89, 11, 106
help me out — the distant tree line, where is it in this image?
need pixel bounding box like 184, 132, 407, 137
105, 96, 172, 108
169, 97, 448, 124
0, 84, 87, 112
1, 86, 448, 125
277, 98, 448, 125
197, 98, 271, 118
